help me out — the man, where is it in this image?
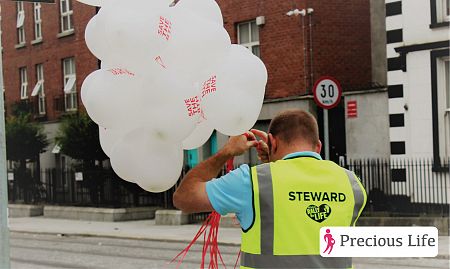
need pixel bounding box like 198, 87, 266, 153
173, 109, 367, 269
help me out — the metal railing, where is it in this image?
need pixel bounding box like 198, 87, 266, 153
7, 158, 450, 217
346, 158, 449, 216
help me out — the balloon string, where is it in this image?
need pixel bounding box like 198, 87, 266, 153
170, 211, 225, 269
170, 159, 237, 268
169, 214, 210, 268
233, 250, 241, 269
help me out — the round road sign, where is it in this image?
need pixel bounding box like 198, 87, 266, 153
313, 76, 342, 109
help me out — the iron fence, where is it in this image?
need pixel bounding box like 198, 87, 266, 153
7, 158, 450, 217
7, 168, 184, 208
346, 158, 449, 216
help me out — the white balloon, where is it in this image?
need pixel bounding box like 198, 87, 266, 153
77, 0, 102, 7
81, 68, 144, 129
85, 15, 109, 61
110, 128, 183, 192
81, 1, 268, 193
175, 0, 224, 26
97, 0, 172, 70
135, 71, 199, 142
182, 120, 214, 150
161, 10, 231, 78
98, 127, 127, 157
202, 45, 268, 136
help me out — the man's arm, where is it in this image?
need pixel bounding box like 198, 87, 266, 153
173, 133, 257, 213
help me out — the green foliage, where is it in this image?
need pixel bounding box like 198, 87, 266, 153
5, 114, 49, 162
55, 113, 108, 163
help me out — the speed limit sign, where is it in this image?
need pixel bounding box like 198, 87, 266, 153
313, 76, 342, 109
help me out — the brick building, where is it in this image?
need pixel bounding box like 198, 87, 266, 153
0, 0, 388, 170
219, 0, 373, 99
215, 0, 389, 165
1, 0, 97, 170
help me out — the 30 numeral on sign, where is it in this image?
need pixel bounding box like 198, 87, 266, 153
313, 77, 342, 110
321, 84, 335, 98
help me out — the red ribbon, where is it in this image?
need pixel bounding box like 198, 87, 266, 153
170, 156, 242, 268
170, 211, 226, 269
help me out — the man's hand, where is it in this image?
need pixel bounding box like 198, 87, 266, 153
222, 132, 258, 157
250, 129, 270, 163
173, 131, 257, 213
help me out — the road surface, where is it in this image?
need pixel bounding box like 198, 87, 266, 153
10, 232, 449, 269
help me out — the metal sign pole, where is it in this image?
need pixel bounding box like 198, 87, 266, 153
313, 76, 342, 161
324, 109, 329, 160
0, 6, 10, 268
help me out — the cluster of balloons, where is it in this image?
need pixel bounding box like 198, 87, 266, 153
79, 0, 268, 192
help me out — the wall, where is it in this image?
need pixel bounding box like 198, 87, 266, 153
216, 0, 373, 99
1, 1, 97, 121
385, 0, 449, 159
370, 0, 387, 85
345, 91, 390, 160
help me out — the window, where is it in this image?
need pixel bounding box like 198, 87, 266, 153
435, 51, 450, 160
32, 64, 46, 115
59, 0, 73, 33
237, 20, 260, 58
442, 0, 450, 21
16, 1, 25, 44
63, 58, 77, 111
430, 0, 450, 27
19, 67, 28, 100
444, 59, 450, 158
33, 3, 42, 40
433, 52, 450, 165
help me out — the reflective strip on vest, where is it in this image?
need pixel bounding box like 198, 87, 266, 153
345, 169, 365, 226
241, 163, 358, 269
241, 252, 352, 268
257, 164, 274, 255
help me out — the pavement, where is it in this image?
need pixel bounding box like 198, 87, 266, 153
9, 216, 241, 245
8, 216, 450, 259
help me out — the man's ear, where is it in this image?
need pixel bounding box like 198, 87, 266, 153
315, 140, 322, 154
268, 133, 277, 154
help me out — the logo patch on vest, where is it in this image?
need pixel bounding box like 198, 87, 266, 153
306, 204, 331, 223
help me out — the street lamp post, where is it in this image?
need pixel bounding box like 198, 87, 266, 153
0, 4, 10, 267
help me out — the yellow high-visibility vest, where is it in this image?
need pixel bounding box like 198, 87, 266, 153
241, 156, 367, 269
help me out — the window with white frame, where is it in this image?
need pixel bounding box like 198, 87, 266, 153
34, 64, 46, 115
444, 59, 450, 158
446, 0, 450, 21
16, 1, 25, 44
237, 20, 260, 58
63, 58, 77, 111
437, 56, 450, 159
59, 0, 74, 33
19, 67, 28, 100
33, 3, 42, 40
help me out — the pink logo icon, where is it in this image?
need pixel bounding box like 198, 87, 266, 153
323, 229, 336, 254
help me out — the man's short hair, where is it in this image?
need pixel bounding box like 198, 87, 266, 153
268, 109, 319, 147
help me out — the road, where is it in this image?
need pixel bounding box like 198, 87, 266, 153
9, 232, 449, 269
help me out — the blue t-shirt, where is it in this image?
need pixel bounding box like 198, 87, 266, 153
205, 151, 322, 230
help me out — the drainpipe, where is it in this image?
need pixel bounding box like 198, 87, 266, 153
307, 8, 314, 90
300, 10, 308, 93
286, 9, 307, 93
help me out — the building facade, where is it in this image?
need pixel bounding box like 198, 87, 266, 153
384, 0, 449, 202
214, 0, 390, 166
1, 0, 389, 169
385, 0, 449, 162
1, 0, 97, 170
